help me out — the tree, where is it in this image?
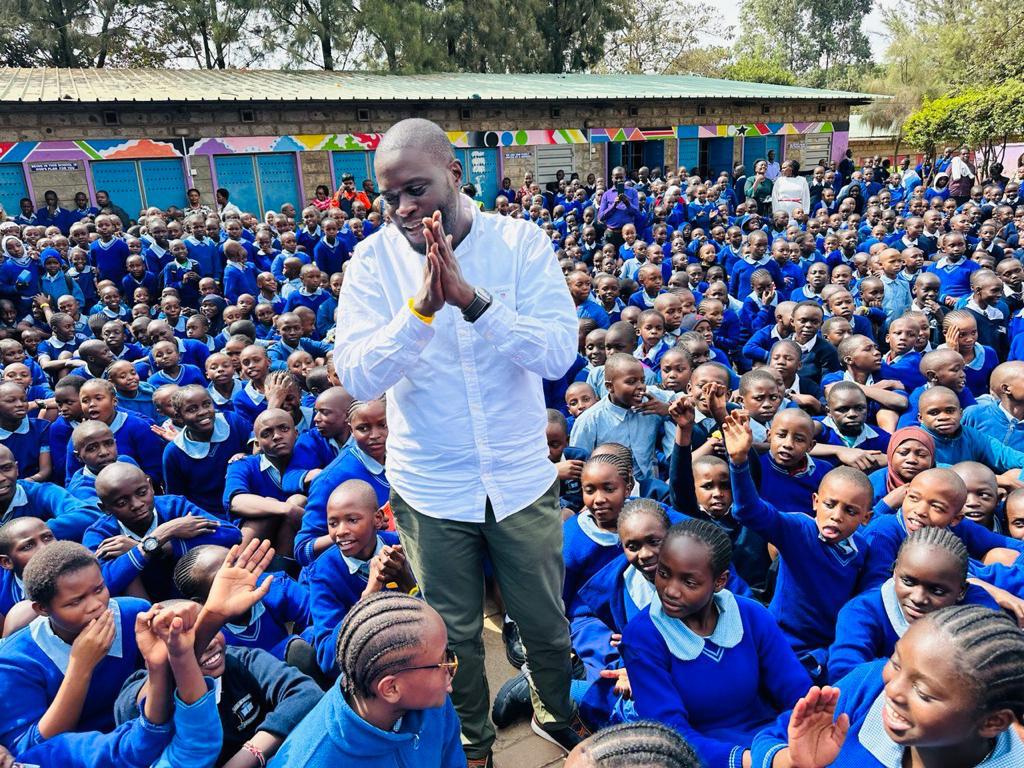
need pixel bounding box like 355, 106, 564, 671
723, 53, 796, 85
539, 0, 627, 73
160, 0, 265, 69
598, 0, 716, 74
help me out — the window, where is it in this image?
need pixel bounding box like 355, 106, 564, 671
535, 146, 574, 184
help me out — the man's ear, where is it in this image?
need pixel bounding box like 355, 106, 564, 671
0, 554, 13, 571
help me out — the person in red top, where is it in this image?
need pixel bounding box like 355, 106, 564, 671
331, 173, 372, 215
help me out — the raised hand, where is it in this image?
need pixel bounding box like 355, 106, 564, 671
204, 539, 275, 621
668, 396, 695, 427
135, 604, 169, 668
153, 602, 202, 657
150, 422, 179, 441
944, 323, 961, 349
721, 409, 754, 465
787, 686, 849, 768
703, 381, 729, 424
265, 370, 294, 410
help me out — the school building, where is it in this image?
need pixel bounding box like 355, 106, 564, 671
0, 69, 872, 217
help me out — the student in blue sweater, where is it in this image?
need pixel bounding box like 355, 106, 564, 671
119, 255, 159, 307
0, 445, 101, 542
161, 385, 253, 517
0, 381, 51, 481
878, 315, 926, 392
267, 312, 332, 366
758, 407, 834, 515
751, 606, 1024, 768
828, 527, 999, 682
223, 408, 307, 555
943, 310, 999, 399
897, 348, 977, 427
620, 518, 810, 768
269, 592, 463, 768
89, 215, 130, 283
962, 360, 1024, 452
232, 344, 275, 423
312, 217, 349, 276
723, 409, 873, 672
0, 515, 56, 628
822, 334, 909, 433
85, 461, 240, 601
308, 480, 413, 676
106, 360, 158, 423
925, 231, 980, 300
65, 420, 138, 503
75, 379, 163, 483
222, 240, 259, 304
203, 351, 241, 413
293, 397, 388, 568
284, 264, 332, 316
284, 386, 353, 490
146, 340, 207, 388
812, 382, 891, 471
0, 540, 148, 753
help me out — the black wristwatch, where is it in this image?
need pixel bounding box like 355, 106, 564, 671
461, 287, 493, 323
142, 536, 161, 556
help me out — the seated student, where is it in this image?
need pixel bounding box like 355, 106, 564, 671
232, 344, 277, 423
36, 312, 88, 378
283, 264, 331, 317
48, 374, 86, 487
738, 268, 779, 338
0, 382, 50, 482
735, 368, 784, 447
586, 322, 659, 396
0, 516, 56, 628
147, 340, 207, 388
293, 398, 388, 568
308, 481, 413, 677
105, 359, 157, 423
223, 408, 307, 555
65, 420, 138, 503
953, 461, 1004, 532
161, 385, 252, 518
119, 544, 323, 768
565, 720, 702, 768
267, 312, 331, 367
767, 339, 824, 413
2, 362, 54, 419
751, 606, 1024, 768
824, 288, 874, 340
284, 386, 354, 489
571, 354, 671, 485
634, 309, 670, 370
85, 461, 240, 601
757, 408, 834, 515
914, 386, 1024, 475
789, 260, 829, 304
627, 264, 666, 310
862, 468, 1024, 591
942, 310, 998, 399
879, 315, 926, 392
723, 410, 872, 673
791, 301, 840, 386
203, 351, 241, 413
171, 544, 314, 670
812, 382, 890, 471
828, 527, 998, 682
866, 426, 936, 506
145, 320, 210, 372
221, 240, 259, 304
0, 541, 150, 752
74, 379, 163, 483
742, 300, 796, 367
962, 360, 1024, 451
897, 348, 977, 427
269, 591, 463, 767
0, 338, 46, 388
547, 410, 588, 513
822, 334, 908, 433
620, 519, 811, 768
67, 338, 112, 382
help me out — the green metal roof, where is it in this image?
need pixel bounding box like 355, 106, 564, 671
0, 68, 874, 104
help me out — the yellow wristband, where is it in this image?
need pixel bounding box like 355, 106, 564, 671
408, 585, 420, 597
407, 298, 433, 325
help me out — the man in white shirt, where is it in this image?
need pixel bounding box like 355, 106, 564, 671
765, 149, 782, 180
333, 119, 583, 763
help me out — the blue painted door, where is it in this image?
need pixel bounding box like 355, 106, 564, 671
331, 152, 370, 191
458, 148, 499, 208
743, 136, 783, 171
256, 154, 299, 216
677, 139, 698, 173
140, 159, 186, 211
213, 156, 259, 215
707, 138, 734, 178
91, 161, 143, 222
641, 141, 665, 173
0, 164, 28, 216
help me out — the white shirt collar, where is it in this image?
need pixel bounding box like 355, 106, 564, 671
823, 415, 879, 448
1, 483, 29, 523
258, 454, 284, 488
208, 379, 242, 406
108, 410, 129, 434
577, 510, 620, 546
172, 413, 232, 459
0, 416, 30, 439
117, 512, 158, 542
342, 535, 385, 576
966, 298, 1004, 321
794, 334, 818, 353
30, 598, 124, 674
243, 380, 266, 405
624, 565, 656, 612
350, 443, 386, 477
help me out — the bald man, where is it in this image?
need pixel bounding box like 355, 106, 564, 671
334, 118, 581, 759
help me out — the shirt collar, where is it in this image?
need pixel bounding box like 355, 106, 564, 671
823, 416, 879, 448
350, 443, 386, 477
109, 410, 129, 434
649, 589, 744, 661
298, 286, 322, 297
998, 402, 1023, 427
342, 535, 385, 576
258, 454, 284, 488
577, 510, 621, 546
295, 406, 314, 434
0, 416, 30, 439
208, 379, 242, 405
624, 565, 656, 613
243, 380, 266, 405
30, 598, 124, 674
225, 600, 267, 637
967, 298, 1004, 321
844, 369, 875, 386
117, 512, 158, 541
880, 577, 911, 638
795, 334, 818, 353
172, 413, 231, 458
1, 483, 29, 523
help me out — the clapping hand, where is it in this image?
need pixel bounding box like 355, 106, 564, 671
423, 211, 475, 310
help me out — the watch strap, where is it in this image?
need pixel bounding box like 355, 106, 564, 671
462, 288, 493, 323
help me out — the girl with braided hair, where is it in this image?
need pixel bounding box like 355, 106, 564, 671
620, 518, 810, 768
269, 592, 463, 767
566, 720, 701, 768
828, 527, 999, 682
754, 605, 1024, 767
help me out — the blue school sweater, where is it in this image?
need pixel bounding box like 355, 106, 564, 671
896, 384, 977, 427
184, 235, 218, 277
741, 324, 783, 366
729, 258, 783, 301
0, 596, 148, 753
621, 591, 810, 768
0, 416, 50, 478
231, 380, 270, 424
739, 296, 775, 337
562, 511, 623, 610
147, 363, 207, 389
732, 459, 867, 654
159, 259, 201, 308
11, 711, 173, 768
827, 579, 996, 682
0, 567, 26, 618
115, 383, 158, 423
962, 344, 999, 398
752, 659, 1024, 767
223, 453, 303, 519
65, 411, 163, 484
67, 454, 139, 503
161, 412, 253, 517
962, 401, 1024, 452
220, 573, 311, 660
267, 683, 464, 768
284, 288, 331, 316
312, 237, 349, 275
282, 428, 346, 490
920, 423, 1024, 473
223, 261, 259, 304
271, 251, 310, 281
207, 379, 242, 414
309, 531, 402, 675
878, 350, 925, 392
47, 415, 75, 486
293, 445, 389, 568
0, 479, 102, 542
861, 510, 1024, 590
267, 337, 332, 366
814, 420, 891, 452
925, 257, 980, 300
120, 272, 159, 304
758, 453, 834, 516
89, 237, 130, 283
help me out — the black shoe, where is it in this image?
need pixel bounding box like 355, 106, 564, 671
571, 651, 586, 681
465, 753, 493, 768
492, 671, 533, 728
530, 713, 592, 755
502, 619, 526, 669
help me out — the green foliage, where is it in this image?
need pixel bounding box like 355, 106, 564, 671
723, 55, 796, 86
597, 0, 715, 74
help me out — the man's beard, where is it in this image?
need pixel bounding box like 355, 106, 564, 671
394, 190, 460, 255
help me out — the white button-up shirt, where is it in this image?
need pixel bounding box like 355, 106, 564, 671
334, 198, 578, 523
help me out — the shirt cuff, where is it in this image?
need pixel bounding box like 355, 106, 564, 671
470, 296, 515, 347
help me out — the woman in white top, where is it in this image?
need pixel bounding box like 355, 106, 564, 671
949, 147, 977, 205
770, 160, 811, 218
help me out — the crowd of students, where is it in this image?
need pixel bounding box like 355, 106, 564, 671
0, 144, 1024, 768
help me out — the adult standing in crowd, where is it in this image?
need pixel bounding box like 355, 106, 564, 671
596, 165, 639, 247
771, 159, 811, 217
333, 118, 583, 765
